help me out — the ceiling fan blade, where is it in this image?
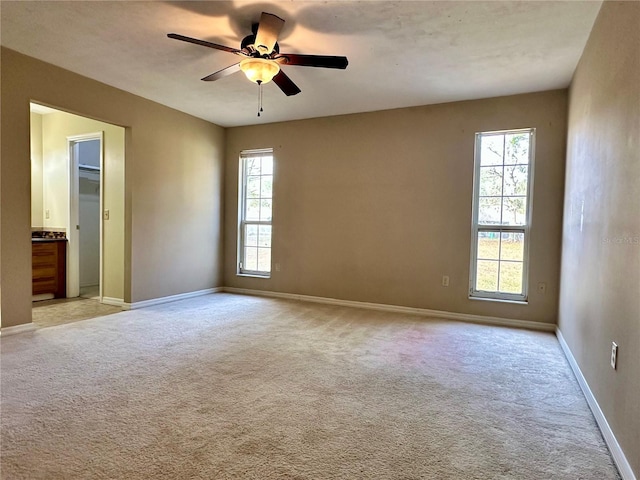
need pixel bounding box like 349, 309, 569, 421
167, 33, 245, 55
272, 70, 301, 96
254, 12, 285, 55
201, 63, 241, 82
276, 54, 348, 69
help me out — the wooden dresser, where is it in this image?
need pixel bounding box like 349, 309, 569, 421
32, 239, 67, 298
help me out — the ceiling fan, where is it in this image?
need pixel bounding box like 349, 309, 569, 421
168, 12, 349, 98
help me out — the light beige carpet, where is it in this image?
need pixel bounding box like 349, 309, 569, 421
1, 294, 619, 479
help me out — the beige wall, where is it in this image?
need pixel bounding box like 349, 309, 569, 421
225, 90, 567, 325
559, 1, 640, 476
0, 48, 225, 327
30, 113, 44, 228
40, 111, 126, 300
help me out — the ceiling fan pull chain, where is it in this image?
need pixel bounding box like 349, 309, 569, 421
257, 81, 263, 117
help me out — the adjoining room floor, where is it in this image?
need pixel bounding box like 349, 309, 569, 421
3, 293, 620, 479
32, 295, 121, 329
79, 284, 100, 299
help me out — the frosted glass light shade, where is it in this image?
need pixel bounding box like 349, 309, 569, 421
239, 58, 280, 84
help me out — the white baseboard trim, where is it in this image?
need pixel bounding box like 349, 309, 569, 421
101, 297, 125, 307
1, 323, 37, 336
556, 329, 636, 480
123, 287, 223, 310
222, 287, 556, 332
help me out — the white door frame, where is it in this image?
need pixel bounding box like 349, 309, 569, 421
67, 132, 104, 300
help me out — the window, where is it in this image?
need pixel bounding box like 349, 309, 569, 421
238, 149, 273, 277
470, 129, 535, 302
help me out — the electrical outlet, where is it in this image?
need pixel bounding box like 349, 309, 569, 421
45, 209, 50, 219
103, 209, 110, 220
537, 282, 547, 294
610, 342, 618, 370
275, 263, 281, 272
442, 275, 450, 287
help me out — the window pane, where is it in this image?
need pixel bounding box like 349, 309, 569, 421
499, 261, 523, 293
247, 157, 261, 175
476, 260, 499, 291
244, 247, 258, 271
258, 225, 272, 247
247, 176, 260, 198
505, 133, 529, 165
477, 232, 500, 260
240, 150, 274, 276
503, 165, 528, 196
245, 224, 258, 247
480, 135, 504, 166
257, 248, 271, 272
502, 197, 527, 225
500, 232, 524, 261
472, 130, 533, 299
245, 198, 260, 221
478, 197, 501, 224
260, 199, 272, 221
261, 175, 273, 198
479, 166, 503, 196
262, 156, 273, 175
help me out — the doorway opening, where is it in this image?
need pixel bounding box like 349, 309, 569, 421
69, 134, 103, 300
30, 102, 126, 329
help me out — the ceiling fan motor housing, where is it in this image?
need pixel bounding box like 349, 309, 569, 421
241, 34, 279, 57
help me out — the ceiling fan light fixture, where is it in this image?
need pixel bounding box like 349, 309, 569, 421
169, 11, 347, 97
239, 58, 280, 84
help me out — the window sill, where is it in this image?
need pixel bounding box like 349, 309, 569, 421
469, 296, 528, 305
237, 273, 271, 279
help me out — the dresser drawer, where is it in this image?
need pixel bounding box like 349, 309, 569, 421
33, 277, 57, 295
32, 240, 67, 298
33, 253, 57, 268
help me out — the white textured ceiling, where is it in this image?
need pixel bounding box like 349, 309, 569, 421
1, 1, 602, 127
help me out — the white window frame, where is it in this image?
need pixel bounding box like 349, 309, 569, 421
237, 148, 274, 278
469, 128, 535, 302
